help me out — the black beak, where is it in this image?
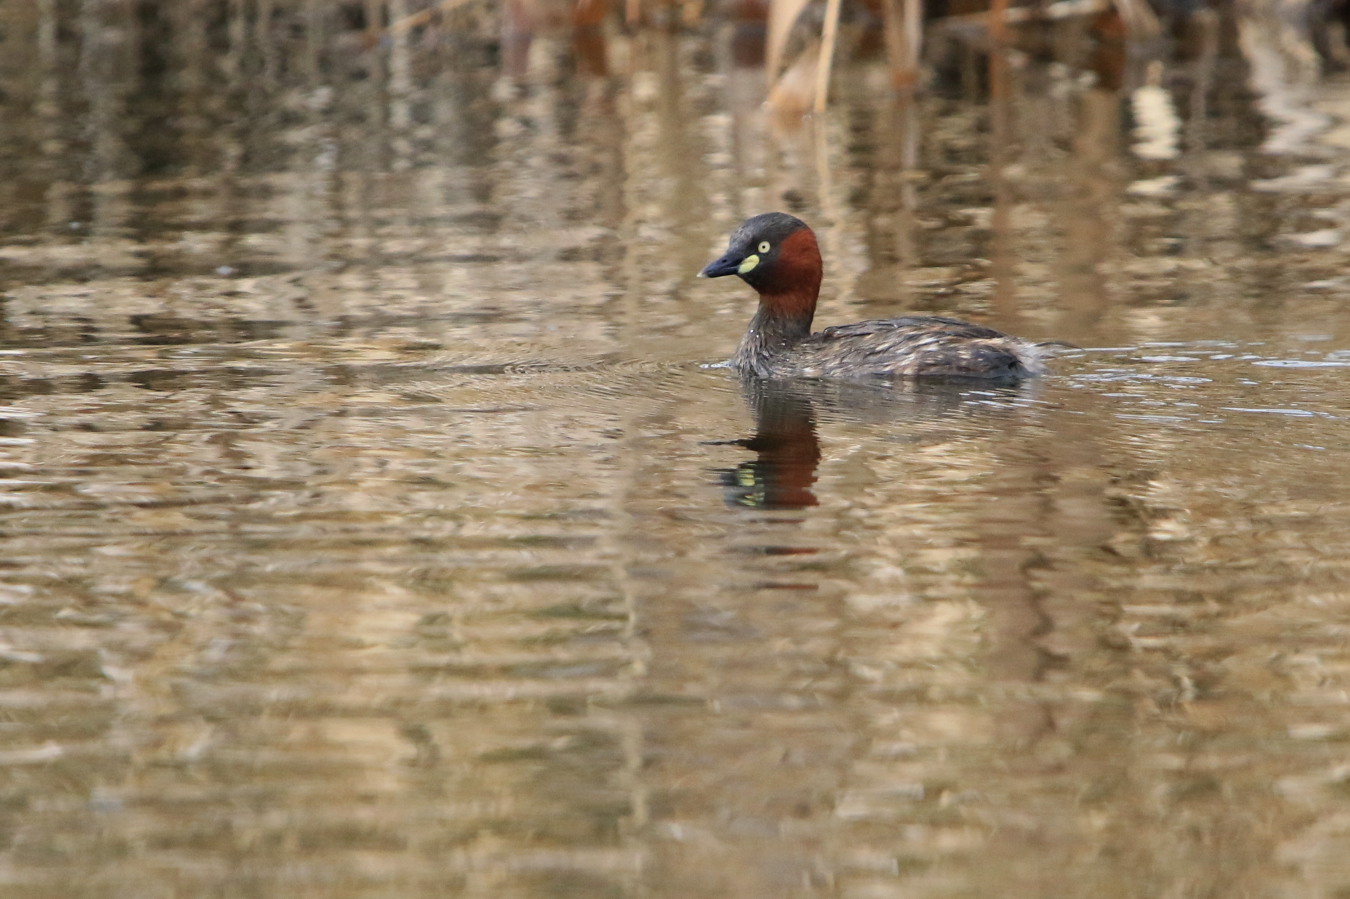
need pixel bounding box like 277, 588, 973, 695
698, 251, 742, 279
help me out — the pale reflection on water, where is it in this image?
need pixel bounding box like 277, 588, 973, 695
7, 1, 1350, 896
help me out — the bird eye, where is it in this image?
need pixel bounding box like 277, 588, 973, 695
758, 241, 771, 254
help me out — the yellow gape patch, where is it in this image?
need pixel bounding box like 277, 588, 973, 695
737, 254, 760, 274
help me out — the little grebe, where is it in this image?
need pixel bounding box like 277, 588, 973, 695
699, 212, 1048, 380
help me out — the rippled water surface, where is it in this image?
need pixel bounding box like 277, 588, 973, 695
8, 2, 1350, 896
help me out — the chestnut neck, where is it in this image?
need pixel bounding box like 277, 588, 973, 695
732, 228, 823, 376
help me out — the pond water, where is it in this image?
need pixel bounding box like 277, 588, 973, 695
5, 2, 1350, 896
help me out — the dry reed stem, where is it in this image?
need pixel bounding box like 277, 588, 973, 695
767, 0, 813, 82
990, 0, 1010, 43
380, 0, 478, 39
814, 0, 842, 112
767, 40, 820, 115
882, 0, 923, 88
1113, 0, 1161, 40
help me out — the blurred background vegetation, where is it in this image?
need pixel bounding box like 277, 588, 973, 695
4, 0, 1341, 123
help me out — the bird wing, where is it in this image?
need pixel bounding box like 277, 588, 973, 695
815, 316, 1012, 343
803, 317, 1035, 378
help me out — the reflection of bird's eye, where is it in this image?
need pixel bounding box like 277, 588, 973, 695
758, 241, 771, 254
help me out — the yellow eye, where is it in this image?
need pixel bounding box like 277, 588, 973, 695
758, 241, 771, 254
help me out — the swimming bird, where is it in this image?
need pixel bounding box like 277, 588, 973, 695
699, 212, 1049, 379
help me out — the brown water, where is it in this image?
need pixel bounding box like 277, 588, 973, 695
5, 3, 1350, 897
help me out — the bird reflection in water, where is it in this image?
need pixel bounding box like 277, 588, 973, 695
713, 379, 823, 510
711, 377, 1035, 511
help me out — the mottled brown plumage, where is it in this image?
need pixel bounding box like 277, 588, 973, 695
699, 212, 1048, 380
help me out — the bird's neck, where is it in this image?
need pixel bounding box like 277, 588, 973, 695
732, 287, 818, 376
